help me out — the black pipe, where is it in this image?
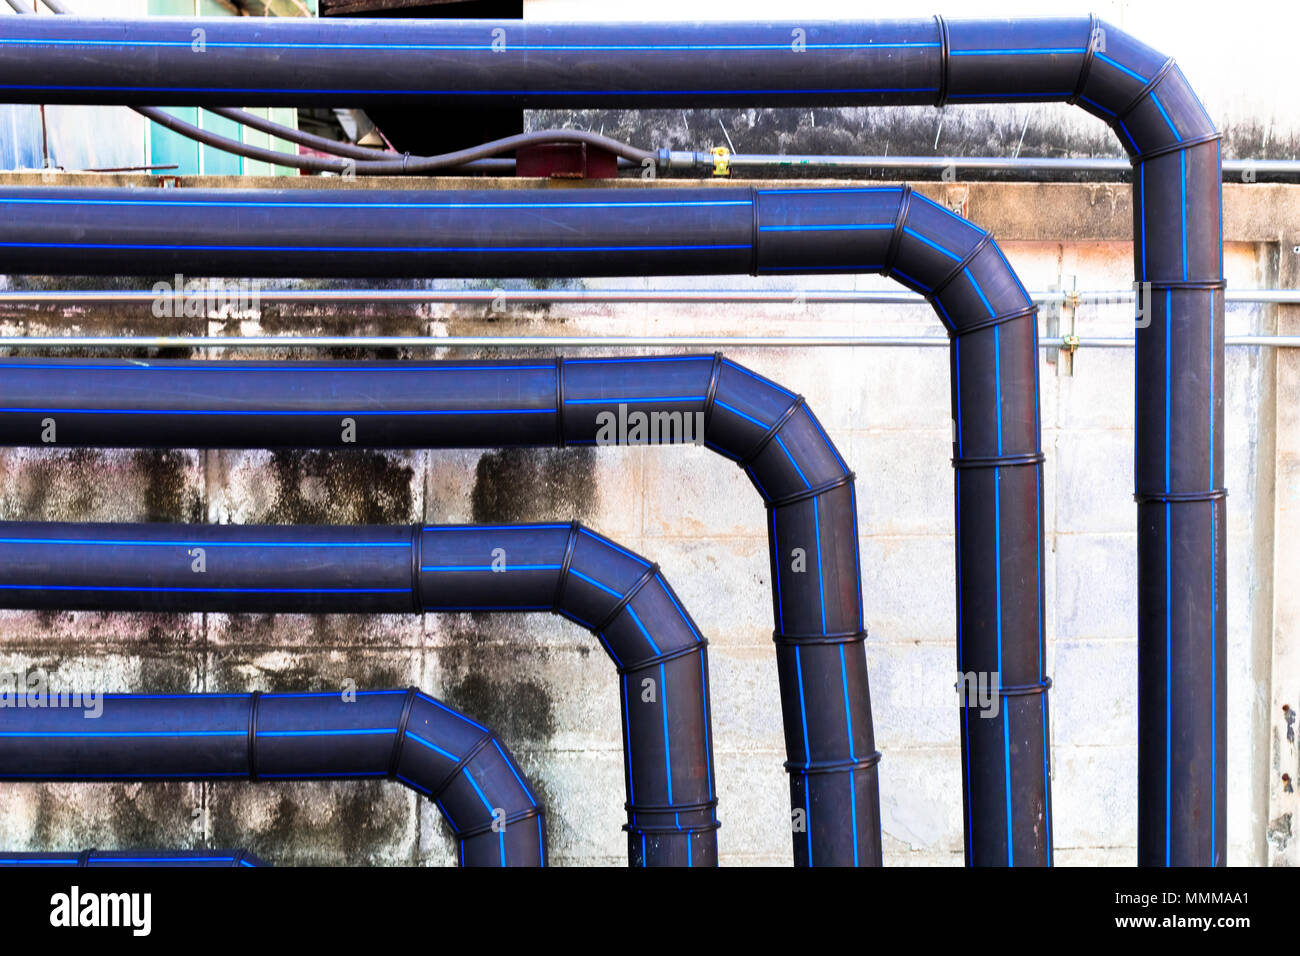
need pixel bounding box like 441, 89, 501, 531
0, 15, 1223, 864
0, 850, 267, 867
0, 521, 715, 867
0, 687, 542, 867
0, 343, 1036, 866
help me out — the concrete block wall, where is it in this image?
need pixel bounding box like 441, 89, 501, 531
0, 175, 1293, 866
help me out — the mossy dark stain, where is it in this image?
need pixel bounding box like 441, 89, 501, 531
133, 448, 202, 522
471, 447, 596, 524
206, 655, 410, 695
440, 670, 556, 745
255, 449, 415, 525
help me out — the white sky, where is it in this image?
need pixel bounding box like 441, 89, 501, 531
529, 0, 1300, 131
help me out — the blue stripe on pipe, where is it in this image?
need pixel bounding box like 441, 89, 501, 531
0, 83, 941, 97
414, 691, 489, 733
848, 482, 864, 627
263, 690, 405, 699
436, 798, 459, 833
934, 296, 956, 331
804, 410, 851, 476
903, 226, 960, 261
965, 268, 996, 318
578, 527, 651, 567
0, 584, 407, 595
592, 629, 624, 668
538, 815, 546, 867
563, 355, 713, 366
259, 727, 396, 738
657, 576, 704, 644
621, 674, 636, 809
396, 772, 433, 796
698, 650, 715, 808
1166, 288, 1173, 489
746, 465, 771, 499
795, 648, 813, 866
625, 605, 663, 657
0, 197, 753, 210
556, 605, 597, 630
1165, 500, 1173, 867
956, 468, 973, 865
1150, 93, 1181, 142
770, 509, 785, 631
0, 38, 942, 52
714, 399, 769, 430
948, 92, 1075, 101
758, 223, 892, 232
569, 568, 622, 599
424, 523, 570, 532
423, 604, 551, 611
1095, 52, 1149, 83
1180, 152, 1189, 280
261, 771, 386, 779
1036, 463, 1051, 867
1117, 119, 1139, 153
659, 661, 675, 815
759, 186, 902, 196
404, 730, 459, 762
492, 738, 537, 807
87, 857, 235, 864
421, 564, 561, 572
761, 264, 882, 273
950, 47, 1086, 56
1210, 499, 1217, 864
1078, 94, 1116, 117
706, 439, 743, 463
0, 241, 751, 254
0, 730, 242, 738
564, 395, 706, 405
0, 859, 81, 865
954, 337, 964, 455
1140, 163, 1148, 279
812, 497, 827, 634
721, 357, 798, 399
0, 537, 406, 549
0, 362, 556, 372
994, 326, 1014, 867
913, 190, 982, 234
773, 433, 811, 488
0, 406, 553, 417
890, 266, 931, 292
0, 772, 249, 779
839, 642, 859, 866
460, 768, 495, 817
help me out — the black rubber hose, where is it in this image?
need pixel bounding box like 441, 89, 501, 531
0, 850, 267, 867
0, 687, 542, 866
0, 522, 715, 867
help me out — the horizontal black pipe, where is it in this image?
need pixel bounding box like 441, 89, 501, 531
0, 688, 542, 867
0, 521, 714, 867
0, 850, 266, 867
